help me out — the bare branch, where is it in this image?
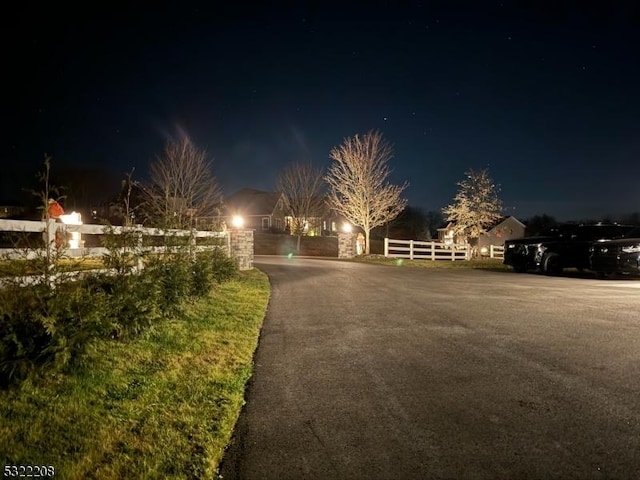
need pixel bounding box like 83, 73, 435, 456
277, 162, 325, 241
324, 130, 408, 254
145, 134, 222, 229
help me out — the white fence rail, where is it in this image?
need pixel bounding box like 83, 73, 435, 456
0, 219, 230, 261
384, 238, 505, 260
384, 238, 470, 261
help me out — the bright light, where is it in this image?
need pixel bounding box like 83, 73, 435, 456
342, 222, 352, 233
59, 212, 82, 248
480, 247, 489, 255
231, 215, 244, 228
59, 212, 82, 225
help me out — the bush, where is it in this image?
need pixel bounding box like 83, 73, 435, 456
0, 281, 106, 387
0, 241, 238, 388
145, 254, 192, 316
210, 248, 238, 283
85, 272, 160, 340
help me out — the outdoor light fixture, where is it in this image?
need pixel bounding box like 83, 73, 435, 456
231, 215, 244, 228
342, 222, 352, 233
59, 212, 83, 248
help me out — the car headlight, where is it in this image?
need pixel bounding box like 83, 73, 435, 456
536, 244, 547, 253
621, 244, 640, 254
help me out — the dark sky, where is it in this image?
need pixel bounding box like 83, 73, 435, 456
3, 1, 640, 221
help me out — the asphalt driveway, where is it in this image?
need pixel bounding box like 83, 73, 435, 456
220, 256, 640, 479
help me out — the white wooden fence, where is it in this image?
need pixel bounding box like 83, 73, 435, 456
487, 245, 504, 259
384, 238, 505, 260
0, 218, 230, 261
384, 238, 470, 260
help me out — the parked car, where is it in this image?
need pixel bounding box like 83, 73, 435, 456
503, 224, 635, 275
589, 227, 640, 277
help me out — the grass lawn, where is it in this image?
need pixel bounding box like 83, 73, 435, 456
350, 255, 511, 270
0, 269, 270, 479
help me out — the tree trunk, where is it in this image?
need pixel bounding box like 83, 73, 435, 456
365, 229, 370, 255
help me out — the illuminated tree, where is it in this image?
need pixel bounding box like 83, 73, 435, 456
325, 130, 408, 254
276, 162, 325, 252
145, 134, 222, 229
442, 168, 503, 256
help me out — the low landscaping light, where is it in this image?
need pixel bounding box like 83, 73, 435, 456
231, 215, 244, 228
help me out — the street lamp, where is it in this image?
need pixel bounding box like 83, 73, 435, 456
231, 215, 244, 228
342, 222, 352, 233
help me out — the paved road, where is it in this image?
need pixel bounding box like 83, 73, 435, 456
220, 256, 640, 480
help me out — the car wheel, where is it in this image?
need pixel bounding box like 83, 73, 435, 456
543, 253, 563, 275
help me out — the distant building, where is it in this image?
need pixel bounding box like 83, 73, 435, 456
0, 205, 26, 219
437, 222, 467, 247
221, 188, 349, 236
477, 216, 526, 249
438, 216, 526, 248
222, 188, 287, 232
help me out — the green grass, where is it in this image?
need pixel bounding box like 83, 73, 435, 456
349, 255, 511, 270
0, 257, 105, 277
0, 269, 270, 479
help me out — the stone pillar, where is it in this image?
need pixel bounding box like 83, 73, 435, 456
338, 232, 357, 259
229, 229, 254, 270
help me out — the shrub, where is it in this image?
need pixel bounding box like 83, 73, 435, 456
0, 280, 106, 387
84, 272, 160, 340
210, 248, 238, 284
145, 254, 192, 316
190, 249, 238, 296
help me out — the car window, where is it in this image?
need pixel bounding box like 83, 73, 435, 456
623, 227, 640, 238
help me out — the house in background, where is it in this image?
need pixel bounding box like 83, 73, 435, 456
223, 188, 287, 232
0, 205, 26, 219
437, 222, 467, 247
438, 216, 526, 249
221, 188, 351, 236
477, 216, 526, 250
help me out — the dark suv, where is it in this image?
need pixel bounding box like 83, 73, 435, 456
589, 227, 640, 277
503, 224, 634, 275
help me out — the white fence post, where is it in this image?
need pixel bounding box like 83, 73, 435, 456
136, 227, 144, 273
384, 238, 389, 257
409, 240, 414, 260
431, 242, 435, 261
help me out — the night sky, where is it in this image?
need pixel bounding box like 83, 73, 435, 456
3, 1, 640, 221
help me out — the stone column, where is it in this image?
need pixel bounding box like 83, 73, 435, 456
229, 229, 254, 270
338, 232, 357, 259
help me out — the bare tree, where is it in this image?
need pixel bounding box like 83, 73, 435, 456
277, 162, 325, 252
442, 168, 503, 256
325, 130, 408, 254
145, 134, 222, 229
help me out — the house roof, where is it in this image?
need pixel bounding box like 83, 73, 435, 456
224, 188, 283, 217
489, 215, 526, 231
